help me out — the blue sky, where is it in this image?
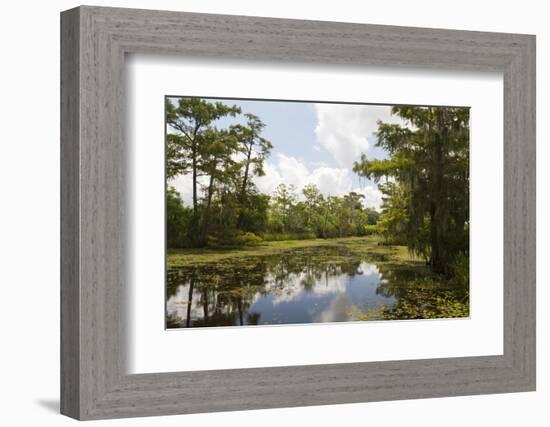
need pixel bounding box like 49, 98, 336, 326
167, 97, 404, 211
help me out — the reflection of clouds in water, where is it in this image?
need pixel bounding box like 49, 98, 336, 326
314, 293, 351, 323
269, 273, 348, 305
359, 262, 381, 277
268, 262, 381, 306
166, 259, 388, 327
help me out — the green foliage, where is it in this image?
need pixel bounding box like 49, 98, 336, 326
166, 187, 193, 248
363, 224, 378, 236
165, 97, 468, 309
234, 114, 273, 189
165, 100, 471, 327
206, 231, 264, 248
165, 98, 241, 182
354, 106, 470, 276
234, 232, 264, 246
450, 251, 469, 289
166, 98, 384, 249
264, 183, 380, 240
269, 183, 298, 233
262, 231, 317, 242
374, 181, 409, 245
166, 98, 272, 247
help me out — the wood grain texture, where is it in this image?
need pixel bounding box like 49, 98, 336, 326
60, 5, 536, 420
60, 7, 80, 419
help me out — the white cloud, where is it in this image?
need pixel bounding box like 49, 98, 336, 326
167, 103, 408, 212
313, 104, 404, 167
169, 174, 209, 207
353, 185, 384, 211
256, 153, 350, 197
266, 272, 349, 306
170, 153, 384, 211
256, 153, 383, 211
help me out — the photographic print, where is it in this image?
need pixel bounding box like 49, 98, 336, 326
165, 97, 470, 329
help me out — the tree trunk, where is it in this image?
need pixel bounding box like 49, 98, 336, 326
429, 203, 443, 273
186, 278, 195, 328
241, 141, 253, 198
191, 124, 200, 215
237, 297, 244, 326
236, 141, 253, 229
202, 289, 209, 322
191, 144, 197, 214
430, 110, 447, 275
199, 172, 215, 247
322, 200, 330, 239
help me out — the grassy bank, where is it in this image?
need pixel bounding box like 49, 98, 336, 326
167, 235, 420, 268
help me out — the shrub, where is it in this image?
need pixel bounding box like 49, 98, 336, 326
166, 187, 194, 248
235, 232, 263, 246
364, 224, 378, 236
451, 252, 469, 290
262, 231, 316, 242
207, 231, 263, 248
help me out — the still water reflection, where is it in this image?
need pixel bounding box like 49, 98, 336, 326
166, 246, 426, 328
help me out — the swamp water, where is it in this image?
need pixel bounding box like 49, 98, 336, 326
166, 245, 461, 328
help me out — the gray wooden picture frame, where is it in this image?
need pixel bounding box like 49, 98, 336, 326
60, 5, 536, 421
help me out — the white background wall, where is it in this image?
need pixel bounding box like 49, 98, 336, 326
0, 0, 547, 425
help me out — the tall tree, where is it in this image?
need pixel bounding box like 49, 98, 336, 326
233, 114, 273, 228
271, 183, 297, 233
234, 114, 273, 198
302, 183, 324, 232
165, 98, 240, 214
353, 106, 469, 274
198, 128, 240, 246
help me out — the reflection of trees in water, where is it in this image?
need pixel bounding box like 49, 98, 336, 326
374, 264, 426, 299
371, 262, 469, 319
166, 246, 405, 328
266, 247, 364, 295
167, 261, 265, 327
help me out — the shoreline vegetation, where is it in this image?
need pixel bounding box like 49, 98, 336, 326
165, 98, 470, 325
167, 235, 415, 267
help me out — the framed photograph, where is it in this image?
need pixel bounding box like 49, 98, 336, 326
61, 6, 536, 420
164, 97, 471, 329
